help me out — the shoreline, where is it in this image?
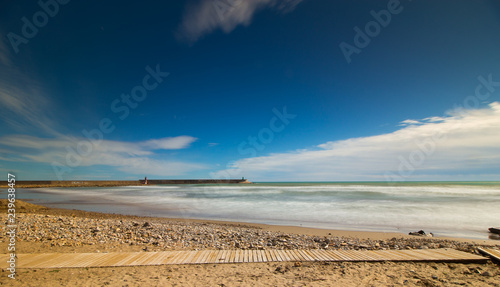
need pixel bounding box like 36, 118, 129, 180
2, 200, 500, 286
2, 200, 498, 250
18, 196, 500, 243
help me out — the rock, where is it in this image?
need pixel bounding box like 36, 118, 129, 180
408, 230, 427, 236
275, 266, 287, 274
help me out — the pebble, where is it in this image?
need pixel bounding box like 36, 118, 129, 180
1, 213, 498, 252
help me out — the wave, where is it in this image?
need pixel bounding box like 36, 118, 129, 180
24, 182, 500, 239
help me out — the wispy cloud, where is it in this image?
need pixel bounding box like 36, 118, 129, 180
177, 0, 303, 43
142, 136, 197, 150
213, 102, 500, 181
0, 135, 206, 178
0, 34, 60, 136
0, 35, 12, 67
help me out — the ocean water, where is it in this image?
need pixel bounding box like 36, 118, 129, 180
15, 182, 500, 240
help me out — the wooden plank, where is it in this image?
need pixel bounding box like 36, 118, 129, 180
164, 251, 181, 265
234, 249, 242, 263
192, 250, 208, 264
217, 250, 227, 263
242, 250, 249, 263
258, 250, 265, 262
249, 250, 255, 262
286, 250, 301, 261
258, 249, 264, 262
260, 250, 268, 262
201, 250, 214, 264
105, 253, 139, 267
296, 249, 315, 261
268, 250, 278, 262
169, 251, 189, 265
163, 251, 182, 265
206, 250, 220, 264
314, 250, 333, 261
150, 251, 175, 265
323, 250, 344, 261
227, 250, 235, 263
264, 250, 271, 262
362, 250, 389, 261
290, 250, 306, 261
383, 250, 416, 261
336, 250, 357, 261
285, 250, 297, 261
188, 250, 205, 265
276, 250, 289, 262
345, 250, 371, 261
309, 250, 329, 261
112, 252, 153, 266
260, 250, 267, 262
253, 250, 261, 263
273, 250, 284, 262
224, 250, 233, 263
331, 250, 351, 261
402, 250, 441, 261
180, 250, 199, 264
214, 250, 224, 263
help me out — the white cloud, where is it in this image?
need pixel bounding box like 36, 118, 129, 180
213, 102, 500, 181
0, 135, 206, 178
177, 0, 303, 43
399, 119, 421, 126
141, 136, 197, 150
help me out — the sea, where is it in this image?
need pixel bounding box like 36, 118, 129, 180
15, 182, 500, 240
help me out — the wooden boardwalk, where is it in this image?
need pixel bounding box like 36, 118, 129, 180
478, 248, 500, 262
0, 248, 487, 269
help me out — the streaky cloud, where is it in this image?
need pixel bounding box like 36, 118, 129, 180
177, 0, 303, 43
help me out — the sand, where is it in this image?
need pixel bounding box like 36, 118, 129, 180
1, 200, 499, 286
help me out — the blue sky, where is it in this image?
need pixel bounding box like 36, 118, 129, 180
1, 0, 500, 181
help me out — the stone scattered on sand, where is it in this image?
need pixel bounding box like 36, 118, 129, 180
1, 212, 498, 254
408, 230, 434, 237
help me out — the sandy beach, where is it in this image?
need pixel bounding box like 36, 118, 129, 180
1, 200, 499, 286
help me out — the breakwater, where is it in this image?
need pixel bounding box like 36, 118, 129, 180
140, 179, 252, 185
0, 179, 251, 188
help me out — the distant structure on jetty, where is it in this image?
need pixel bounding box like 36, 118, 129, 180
2, 178, 252, 188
